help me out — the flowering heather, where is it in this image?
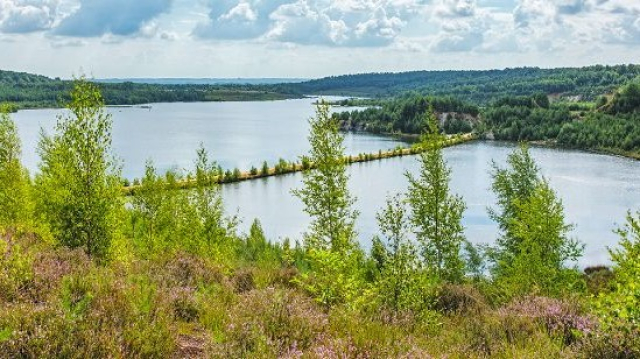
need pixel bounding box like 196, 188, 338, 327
225, 288, 328, 356
499, 296, 596, 344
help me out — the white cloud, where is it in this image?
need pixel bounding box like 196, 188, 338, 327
435, 0, 477, 18
53, 0, 173, 37
0, 0, 61, 33
194, 0, 424, 47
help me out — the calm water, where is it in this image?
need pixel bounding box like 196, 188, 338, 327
221, 141, 640, 267
12, 99, 403, 180
11, 101, 640, 266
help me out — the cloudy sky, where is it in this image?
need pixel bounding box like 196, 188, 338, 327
1, 0, 639, 78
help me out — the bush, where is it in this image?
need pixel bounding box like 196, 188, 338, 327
498, 296, 594, 345
261, 161, 270, 176
224, 288, 328, 357
434, 284, 487, 315
580, 323, 640, 358
584, 266, 614, 294
0, 269, 176, 357
0, 235, 34, 303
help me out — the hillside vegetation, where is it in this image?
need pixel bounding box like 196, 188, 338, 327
283, 64, 640, 103
0, 70, 299, 108
334, 79, 640, 158
1, 81, 640, 357
3, 64, 640, 109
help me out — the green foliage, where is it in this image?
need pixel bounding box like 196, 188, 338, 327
373, 194, 422, 311
232, 167, 241, 180
605, 81, 640, 114
489, 144, 540, 256
301, 155, 311, 170
0, 104, 32, 228
333, 94, 478, 134
260, 160, 269, 176
292, 101, 365, 309
293, 101, 358, 253
484, 95, 573, 141
0, 69, 298, 108
285, 64, 640, 102
558, 111, 640, 153
129, 149, 237, 262
595, 212, 640, 329
406, 111, 466, 283
488, 145, 584, 300
241, 219, 282, 266
297, 248, 367, 308
35, 78, 123, 259
0, 238, 34, 302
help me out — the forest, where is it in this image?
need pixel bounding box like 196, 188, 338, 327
1, 80, 639, 357
3, 64, 640, 109
0, 70, 299, 108
283, 64, 640, 102
333, 80, 640, 158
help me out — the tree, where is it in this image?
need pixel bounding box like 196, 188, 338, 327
191, 144, 234, 256
488, 145, 583, 298
374, 194, 419, 311
594, 212, 640, 331
407, 109, 466, 282
293, 101, 358, 253
0, 104, 32, 228
488, 144, 540, 262
129, 160, 169, 254
35, 78, 122, 259
293, 101, 364, 308
129, 146, 236, 260
496, 180, 583, 297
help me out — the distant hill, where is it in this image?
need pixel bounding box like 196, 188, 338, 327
0, 69, 58, 85
282, 65, 640, 104
603, 80, 640, 114
95, 78, 307, 86
3, 65, 640, 109
0, 70, 301, 108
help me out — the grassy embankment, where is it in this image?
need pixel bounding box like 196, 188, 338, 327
123, 133, 477, 195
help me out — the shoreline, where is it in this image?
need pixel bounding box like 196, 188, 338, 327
527, 139, 640, 161
122, 133, 478, 195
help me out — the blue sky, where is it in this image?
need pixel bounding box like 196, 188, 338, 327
1, 0, 639, 78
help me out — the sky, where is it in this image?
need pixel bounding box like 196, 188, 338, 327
1, 0, 640, 79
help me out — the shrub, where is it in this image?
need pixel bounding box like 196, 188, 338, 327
0, 236, 34, 303
580, 323, 640, 358
224, 288, 328, 357
584, 266, 614, 294
301, 156, 311, 170
0, 270, 176, 357
498, 296, 595, 345
434, 284, 487, 315
232, 268, 255, 293
232, 168, 242, 180
261, 161, 270, 176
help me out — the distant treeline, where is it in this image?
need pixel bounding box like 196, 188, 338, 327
0, 70, 300, 108
282, 64, 640, 103
335, 80, 640, 157
485, 81, 640, 154
332, 95, 479, 134
3, 64, 640, 109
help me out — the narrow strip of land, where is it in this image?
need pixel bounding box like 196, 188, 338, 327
122, 133, 477, 195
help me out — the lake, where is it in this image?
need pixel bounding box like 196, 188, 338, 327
12, 98, 404, 180
11, 100, 640, 267
220, 141, 640, 267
